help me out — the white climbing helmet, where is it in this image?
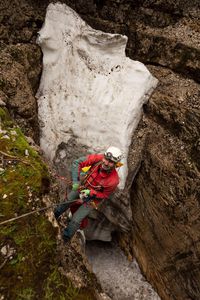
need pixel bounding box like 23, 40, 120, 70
104, 146, 122, 163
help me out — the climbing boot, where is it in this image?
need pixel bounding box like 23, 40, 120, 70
54, 209, 60, 221
62, 234, 71, 244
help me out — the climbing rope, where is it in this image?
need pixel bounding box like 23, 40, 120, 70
0, 198, 79, 226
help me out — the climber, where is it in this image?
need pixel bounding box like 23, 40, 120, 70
54, 146, 123, 244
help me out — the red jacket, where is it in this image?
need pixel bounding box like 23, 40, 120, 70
78, 154, 119, 201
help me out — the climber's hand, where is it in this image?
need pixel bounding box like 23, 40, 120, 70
79, 189, 90, 199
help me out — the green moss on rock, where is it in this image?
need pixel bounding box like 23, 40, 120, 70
0, 108, 96, 300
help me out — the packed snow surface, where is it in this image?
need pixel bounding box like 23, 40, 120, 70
86, 241, 161, 300
36, 3, 157, 188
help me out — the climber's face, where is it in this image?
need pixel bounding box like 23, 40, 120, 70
101, 157, 115, 171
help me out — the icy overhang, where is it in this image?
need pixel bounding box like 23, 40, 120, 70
36, 3, 158, 189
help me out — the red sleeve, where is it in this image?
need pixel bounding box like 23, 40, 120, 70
78, 154, 103, 178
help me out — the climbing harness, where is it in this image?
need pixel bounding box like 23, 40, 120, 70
79, 161, 102, 190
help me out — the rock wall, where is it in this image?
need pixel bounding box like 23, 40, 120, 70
0, 0, 48, 142
1, 0, 200, 299
125, 66, 200, 300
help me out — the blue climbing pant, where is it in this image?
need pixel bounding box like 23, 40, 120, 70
63, 202, 93, 239
54, 190, 94, 240
54, 190, 79, 218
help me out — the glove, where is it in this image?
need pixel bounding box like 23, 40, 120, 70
72, 182, 80, 191
80, 189, 90, 199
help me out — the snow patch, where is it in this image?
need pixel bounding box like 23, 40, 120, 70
36, 3, 158, 188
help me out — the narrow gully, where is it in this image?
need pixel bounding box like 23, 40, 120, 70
85, 240, 161, 300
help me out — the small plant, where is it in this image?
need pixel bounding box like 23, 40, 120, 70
65, 280, 79, 300
9, 252, 24, 265
44, 267, 79, 300
17, 288, 36, 300
0, 224, 17, 236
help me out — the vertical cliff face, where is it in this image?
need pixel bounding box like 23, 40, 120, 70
128, 66, 200, 300
1, 1, 200, 299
